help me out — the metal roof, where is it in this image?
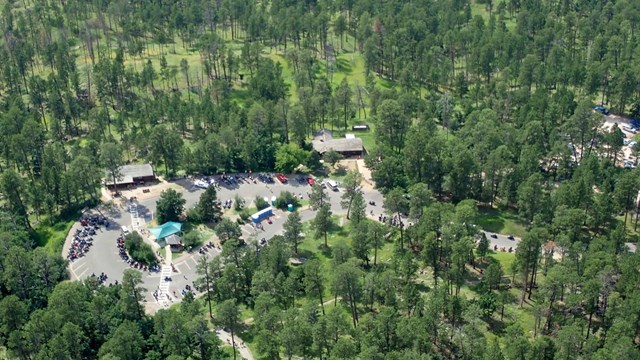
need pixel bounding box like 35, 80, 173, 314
104, 164, 154, 185
165, 234, 182, 245
312, 137, 364, 154
149, 221, 182, 240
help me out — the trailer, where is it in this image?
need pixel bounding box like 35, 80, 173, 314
251, 207, 273, 223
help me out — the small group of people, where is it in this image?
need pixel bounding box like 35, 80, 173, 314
494, 245, 513, 253
198, 241, 217, 254
377, 214, 405, 228
220, 199, 234, 209
90, 272, 108, 285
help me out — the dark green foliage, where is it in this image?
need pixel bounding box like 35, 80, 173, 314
156, 189, 186, 224
181, 230, 203, 250
275, 191, 301, 210
124, 232, 157, 265
195, 186, 222, 223
323, 150, 344, 168
254, 196, 270, 211
0, 0, 639, 358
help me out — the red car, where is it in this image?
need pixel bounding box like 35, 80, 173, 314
276, 173, 288, 183
307, 177, 316, 186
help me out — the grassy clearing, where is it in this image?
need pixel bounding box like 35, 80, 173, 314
469, 0, 518, 32
477, 207, 527, 238
33, 212, 79, 255
298, 216, 396, 270
488, 250, 516, 272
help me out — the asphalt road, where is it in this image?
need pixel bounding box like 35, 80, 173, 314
64, 174, 385, 309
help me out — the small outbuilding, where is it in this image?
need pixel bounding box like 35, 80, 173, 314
149, 222, 183, 250
105, 164, 155, 189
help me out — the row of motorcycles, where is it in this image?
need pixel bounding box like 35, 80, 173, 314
198, 241, 217, 254
68, 214, 108, 261
116, 236, 160, 272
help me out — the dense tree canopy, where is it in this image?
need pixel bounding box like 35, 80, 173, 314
0, 0, 640, 358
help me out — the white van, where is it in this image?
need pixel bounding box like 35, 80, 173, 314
325, 180, 339, 191
121, 225, 130, 234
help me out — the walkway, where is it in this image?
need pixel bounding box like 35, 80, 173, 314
216, 329, 255, 360
129, 202, 145, 233
155, 247, 174, 309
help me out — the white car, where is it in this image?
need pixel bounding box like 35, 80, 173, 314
628, 141, 637, 148
194, 180, 208, 189
622, 125, 637, 134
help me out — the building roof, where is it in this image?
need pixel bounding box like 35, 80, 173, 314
165, 234, 182, 245
149, 221, 182, 240
313, 129, 334, 141
625, 242, 637, 253
105, 164, 154, 185
312, 137, 364, 154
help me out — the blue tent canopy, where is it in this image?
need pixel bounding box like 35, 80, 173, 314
149, 221, 182, 240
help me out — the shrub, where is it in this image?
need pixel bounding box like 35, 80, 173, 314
254, 196, 270, 210
124, 232, 157, 265
182, 230, 203, 250
239, 210, 251, 221
186, 206, 203, 223
275, 191, 301, 210
234, 194, 246, 211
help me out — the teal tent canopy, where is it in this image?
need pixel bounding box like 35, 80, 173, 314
149, 221, 182, 240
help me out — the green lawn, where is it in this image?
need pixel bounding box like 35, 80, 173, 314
487, 250, 516, 273
298, 216, 396, 270
33, 216, 77, 255
477, 207, 528, 238
469, 0, 517, 32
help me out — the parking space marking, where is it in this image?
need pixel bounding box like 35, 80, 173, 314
76, 268, 89, 279
181, 261, 191, 271
72, 260, 87, 271
242, 226, 254, 235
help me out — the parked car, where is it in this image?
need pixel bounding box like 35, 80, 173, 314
594, 105, 609, 115
307, 177, 315, 186
623, 125, 638, 134
490, 233, 498, 239
507, 234, 515, 240
276, 173, 288, 183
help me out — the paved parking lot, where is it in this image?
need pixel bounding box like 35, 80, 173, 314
480, 230, 520, 252
63, 173, 385, 313
63, 171, 530, 314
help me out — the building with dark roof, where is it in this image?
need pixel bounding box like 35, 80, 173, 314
312, 129, 365, 157
105, 164, 155, 189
